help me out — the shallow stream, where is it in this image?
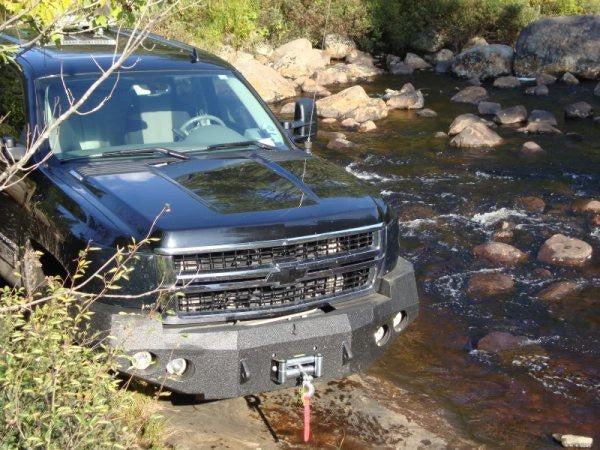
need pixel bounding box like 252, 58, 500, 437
307, 72, 600, 448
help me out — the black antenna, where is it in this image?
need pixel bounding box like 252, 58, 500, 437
190, 48, 198, 63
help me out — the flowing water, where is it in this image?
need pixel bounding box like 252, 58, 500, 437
308, 72, 600, 448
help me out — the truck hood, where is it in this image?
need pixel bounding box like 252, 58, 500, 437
66, 151, 387, 249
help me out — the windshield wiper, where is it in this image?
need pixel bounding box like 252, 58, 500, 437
204, 140, 281, 152
61, 147, 189, 162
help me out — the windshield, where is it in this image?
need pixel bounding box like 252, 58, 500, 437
38, 71, 289, 159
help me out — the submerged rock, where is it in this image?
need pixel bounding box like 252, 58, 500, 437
327, 138, 357, 150
477, 331, 529, 353
467, 272, 515, 298
358, 120, 377, 132
451, 86, 488, 104
528, 109, 558, 126
514, 15, 600, 79
495, 105, 528, 125
521, 141, 545, 155
473, 241, 527, 266
493, 76, 521, 89
518, 122, 561, 134
565, 102, 593, 119
525, 84, 549, 96
537, 281, 581, 301
452, 44, 514, 80
450, 122, 502, 148
572, 198, 600, 214
416, 108, 437, 118
536, 73, 557, 85
515, 196, 545, 212
538, 234, 593, 267
478, 101, 501, 116
561, 72, 579, 85
389, 61, 414, 75
434, 60, 452, 73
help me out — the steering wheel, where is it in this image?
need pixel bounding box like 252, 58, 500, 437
178, 114, 226, 137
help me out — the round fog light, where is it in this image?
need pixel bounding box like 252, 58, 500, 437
374, 325, 389, 346
166, 358, 187, 376
131, 351, 153, 370
392, 311, 406, 331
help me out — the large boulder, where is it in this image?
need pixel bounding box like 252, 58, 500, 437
404, 52, 431, 70
450, 122, 503, 148
448, 113, 492, 135
316, 85, 387, 122
323, 34, 356, 60
229, 52, 297, 103
313, 64, 350, 85
537, 234, 593, 267
386, 83, 425, 110
514, 15, 600, 79
271, 38, 329, 79
452, 44, 514, 80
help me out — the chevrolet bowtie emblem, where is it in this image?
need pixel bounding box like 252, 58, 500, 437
265, 264, 307, 285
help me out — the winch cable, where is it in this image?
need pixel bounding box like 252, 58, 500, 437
305, 0, 332, 154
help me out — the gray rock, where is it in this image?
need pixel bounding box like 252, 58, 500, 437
450, 122, 503, 148
525, 84, 549, 96
416, 108, 437, 118
478, 101, 502, 115
452, 44, 514, 80
528, 109, 558, 126
538, 234, 593, 267
404, 52, 431, 70
449, 113, 493, 135
451, 86, 488, 104
493, 76, 521, 89
387, 85, 425, 110
518, 122, 562, 134
521, 141, 545, 155
433, 48, 454, 63
495, 105, 528, 125
515, 15, 600, 79
565, 102, 593, 119
561, 71, 579, 85
536, 73, 557, 85
389, 61, 414, 75
462, 36, 488, 51
434, 61, 452, 73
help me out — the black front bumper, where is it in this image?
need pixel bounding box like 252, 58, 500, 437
93, 257, 418, 399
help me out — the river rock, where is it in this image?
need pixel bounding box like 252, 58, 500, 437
532, 268, 553, 279
565, 102, 593, 119
467, 272, 515, 298
521, 141, 545, 155
434, 48, 454, 63
340, 118, 360, 130
405, 52, 431, 70
389, 61, 414, 75
525, 84, 549, 96
346, 49, 375, 66
452, 44, 514, 80
451, 86, 488, 104
561, 72, 579, 85
323, 34, 356, 59
434, 131, 448, 138
317, 86, 387, 122
301, 79, 330, 97
321, 118, 337, 125
528, 110, 558, 126
313, 65, 349, 85
478, 101, 501, 116
537, 281, 581, 301
387, 85, 425, 110
450, 122, 503, 148
473, 241, 528, 266
463, 36, 488, 51
272, 38, 311, 60
538, 234, 593, 267
229, 52, 297, 103
273, 48, 329, 79
537, 73, 557, 85
411, 28, 446, 53
327, 138, 356, 150
477, 331, 529, 353
518, 122, 561, 134
552, 434, 594, 448
495, 106, 528, 125
448, 114, 492, 135
320, 131, 346, 140
516, 196, 545, 212
416, 108, 437, 118
435, 61, 452, 73
280, 102, 295, 115
493, 76, 521, 89
572, 198, 600, 214
514, 15, 600, 79
358, 120, 377, 132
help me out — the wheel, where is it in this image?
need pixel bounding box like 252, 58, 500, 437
178, 114, 226, 137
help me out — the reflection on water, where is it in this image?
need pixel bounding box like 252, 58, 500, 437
312, 72, 600, 448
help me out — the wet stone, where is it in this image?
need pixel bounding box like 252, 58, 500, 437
518, 122, 561, 134
341, 118, 360, 130
280, 102, 296, 115
320, 131, 346, 140
448, 113, 493, 135
478, 101, 501, 116
537, 281, 581, 301
416, 108, 437, 118
515, 196, 545, 213
477, 331, 529, 353
536, 73, 557, 85
572, 198, 600, 214
327, 138, 356, 150
495, 105, 528, 125
450, 122, 502, 148
537, 234, 593, 267
561, 72, 579, 85
531, 268, 553, 279
521, 141, 545, 155
528, 109, 558, 126
358, 120, 377, 132
467, 272, 515, 298
472, 241, 528, 266
321, 117, 337, 124
493, 76, 521, 89
450, 86, 488, 104
434, 131, 448, 138
525, 84, 549, 96
565, 102, 593, 119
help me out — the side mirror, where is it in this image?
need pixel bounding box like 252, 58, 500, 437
2, 137, 27, 162
281, 98, 318, 145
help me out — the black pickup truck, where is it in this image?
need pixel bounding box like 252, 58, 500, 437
0, 29, 418, 398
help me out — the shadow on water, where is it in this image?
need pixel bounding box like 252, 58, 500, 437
296, 71, 600, 448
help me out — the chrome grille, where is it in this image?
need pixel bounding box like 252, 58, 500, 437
161, 224, 384, 320
172, 231, 374, 274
